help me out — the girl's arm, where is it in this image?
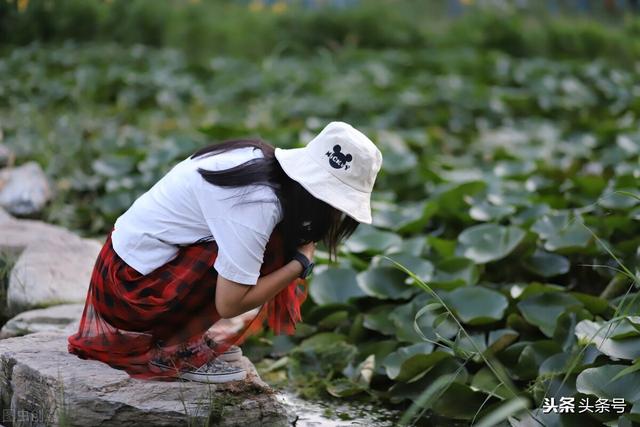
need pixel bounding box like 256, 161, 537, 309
215, 243, 315, 318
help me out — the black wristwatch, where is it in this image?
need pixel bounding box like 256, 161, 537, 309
292, 251, 315, 279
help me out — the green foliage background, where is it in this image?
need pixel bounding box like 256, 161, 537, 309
2, 1, 640, 425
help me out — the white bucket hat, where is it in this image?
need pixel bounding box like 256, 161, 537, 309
274, 121, 383, 224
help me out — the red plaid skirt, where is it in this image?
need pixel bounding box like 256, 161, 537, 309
67, 225, 307, 380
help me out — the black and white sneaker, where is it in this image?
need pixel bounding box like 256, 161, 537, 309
149, 339, 246, 383
150, 356, 246, 383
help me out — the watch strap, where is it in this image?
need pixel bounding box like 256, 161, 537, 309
293, 251, 312, 279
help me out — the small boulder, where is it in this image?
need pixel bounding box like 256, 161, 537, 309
0, 304, 85, 339
0, 161, 52, 217
0, 332, 288, 426
0, 211, 103, 317
7, 238, 101, 316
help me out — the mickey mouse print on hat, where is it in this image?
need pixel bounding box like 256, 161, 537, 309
326, 145, 353, 170
274, 121, 383, 224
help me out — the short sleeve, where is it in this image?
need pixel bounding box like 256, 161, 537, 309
203, 198, 282, 285
208, 219, 271, 285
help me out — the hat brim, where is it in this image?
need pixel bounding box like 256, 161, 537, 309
274, 147, 372, 224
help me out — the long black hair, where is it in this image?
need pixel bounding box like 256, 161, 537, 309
190, 139, 360, 262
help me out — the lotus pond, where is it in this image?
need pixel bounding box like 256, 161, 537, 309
2, 29, 640, 426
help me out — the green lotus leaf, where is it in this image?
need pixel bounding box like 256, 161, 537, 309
471, 367, 513, 400
385, 235, 429, 257
427, 236, 457, 258
326, 378, 367, 398
576, 364, 640, 403
444, 286, 509, 325
381, 148, 417, 174
598, 187, 640, 210
569, 292, 612, 315
522, 249, 570, 278
363, 304, 397, 335
433, 181, 487, 222
373, 252, 434, 283
317, 310, 349, 330
413, 301, 459, 342
388, 358, 467, 404
543, 223, 592, 252
92, 155, 137, 178
493, 160, 536, 177
510, 282, 566, 300
431, 382, 495, 421
305, 303, 356, 324
532, 213, 591, 252
357, 266, 416, 300
309, 266, 366, 305
344, 224, 403, 254
454, 332, 487, 356
532, 213, 570, 239
457, 223, 526, 264
382, 342, 452, 382
575, 319, 640, 360
514, 340, 562, 380
469, 201, 516, 222
431, 257, 479, 289
372, 200, 437, 233
486, 328, 520, 355
390, 296, 458, 343
517, 292, 583, 337
390, 301, 427, 343
298, 332, 347, 350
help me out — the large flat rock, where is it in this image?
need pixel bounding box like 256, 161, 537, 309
0, 332, 288, 426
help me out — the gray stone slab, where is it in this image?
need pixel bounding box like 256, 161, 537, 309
0, 332, 287, 426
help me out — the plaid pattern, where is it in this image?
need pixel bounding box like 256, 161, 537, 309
67, 225, 307, 380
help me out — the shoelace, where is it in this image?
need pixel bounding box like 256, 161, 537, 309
194, 358, 243, 374
153, 337, 212, 369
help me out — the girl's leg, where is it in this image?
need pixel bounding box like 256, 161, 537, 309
153, 299, 220, 347
158, 314, 212, 347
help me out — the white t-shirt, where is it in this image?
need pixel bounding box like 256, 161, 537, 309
110, 146, 284, 285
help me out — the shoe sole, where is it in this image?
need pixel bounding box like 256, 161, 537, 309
180, 369, 246, 383
149, 360, 246, 383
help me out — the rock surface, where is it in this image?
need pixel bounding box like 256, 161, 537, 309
0, 206, 101, 255
0, 161, 52, 216
7, 238, 101, 316
0, 208, 103, 316
0, 332, 288, 426
0, 304, 84, 338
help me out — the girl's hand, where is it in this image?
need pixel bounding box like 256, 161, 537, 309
297, 241, 317, 261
